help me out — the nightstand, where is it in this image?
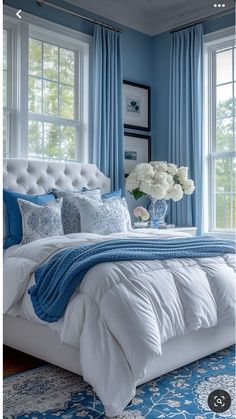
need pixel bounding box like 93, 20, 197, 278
133, 225, 197, 236
167, 227, 197, 236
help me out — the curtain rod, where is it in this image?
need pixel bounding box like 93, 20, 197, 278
36, 0, 122, 33
170, 7, 235, 33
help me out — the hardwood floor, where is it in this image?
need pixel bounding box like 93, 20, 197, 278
3, 345, 47, 378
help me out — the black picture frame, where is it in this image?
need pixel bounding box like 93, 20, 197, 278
123, 80, 151, 131
124, 132, 151, 177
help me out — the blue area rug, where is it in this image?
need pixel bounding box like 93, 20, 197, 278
3, 345, 235, 418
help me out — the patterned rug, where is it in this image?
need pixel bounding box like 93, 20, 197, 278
4, 346, 235, 418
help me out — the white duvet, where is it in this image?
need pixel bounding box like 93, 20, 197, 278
3, 229, 236, 417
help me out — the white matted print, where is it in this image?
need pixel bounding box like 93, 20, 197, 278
123, 81, 151, 131
124, 133, 151, 175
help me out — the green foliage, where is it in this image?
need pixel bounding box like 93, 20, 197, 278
29, 39, 42, 77
28, 38, 76, 160
132, 188, 146, 200
28, 120, 43, 157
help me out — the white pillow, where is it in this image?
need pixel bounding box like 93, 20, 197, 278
17, 198, 64, 244
78, 197, 131, 235
104, 197, 132, 231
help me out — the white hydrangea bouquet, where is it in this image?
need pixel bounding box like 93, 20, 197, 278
125, 161, 195, 201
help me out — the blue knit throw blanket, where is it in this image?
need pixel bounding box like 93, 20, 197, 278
29, 236, 235, 322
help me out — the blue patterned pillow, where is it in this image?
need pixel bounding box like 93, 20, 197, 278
102, 189, 122, 200
82, 187, 122, 200
78, 197, 130, 235
17, 198, 64, 244
3, 189, 55, 249
52, 189, 101, 234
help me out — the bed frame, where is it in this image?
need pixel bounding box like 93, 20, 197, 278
3, 158, 235, 386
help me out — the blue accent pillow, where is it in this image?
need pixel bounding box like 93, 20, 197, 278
82, 187, 122, 200
102, 189, 122, 200
3, 189, 55, 249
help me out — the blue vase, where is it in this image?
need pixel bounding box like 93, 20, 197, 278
147, 198, 168, 227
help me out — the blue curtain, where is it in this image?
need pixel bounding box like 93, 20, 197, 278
168, 24, 203, 233
92, 25, 123, 190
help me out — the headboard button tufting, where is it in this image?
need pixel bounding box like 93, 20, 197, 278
3, 159, 110, 196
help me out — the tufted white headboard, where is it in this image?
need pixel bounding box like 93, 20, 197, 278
3, 159, 110, 194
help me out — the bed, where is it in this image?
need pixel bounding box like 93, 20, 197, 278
3, 158, 235, 417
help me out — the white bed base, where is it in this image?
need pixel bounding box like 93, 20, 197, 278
4, 314, 235, 385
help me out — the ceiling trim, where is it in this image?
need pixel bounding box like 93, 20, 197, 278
53, 0, 235, 36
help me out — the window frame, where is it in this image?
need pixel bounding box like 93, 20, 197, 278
3, 5, 92, 163
203, 27, 235, 240
3, 19, 17, 157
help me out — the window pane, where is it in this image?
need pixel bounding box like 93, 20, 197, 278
215, 194, 231, 229
44, 123, 60, 158
59, 85, 74, 119
216, 83, 233, 118
232, 194, 236, 229
60, 48, 74, 85
215, 158, 235, 230
60, 125, 76, 159
3, 113, 9, 157
3, 29, 7, 71
43, 43, 58, 82
3, 70, 7, 108
234, 48, 236, 81
216, 117, 234, 152
216, 49, 232, 85
215, 158, 232, 192
29, 39, 42, 77
232, 158, 236, 193
43, 80, 58, 116
28, 38, 79, 162
29, 76, 42, 113
28, 120, 43, 157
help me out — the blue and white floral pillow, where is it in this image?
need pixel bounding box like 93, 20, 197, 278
52, 189, 101, 234
17, 198, 64, 244
78, 197, 131, 235
103, 197, 131, 231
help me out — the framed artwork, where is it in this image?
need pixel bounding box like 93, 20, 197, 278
123, 81, 151, 131
124, 132, 151, 176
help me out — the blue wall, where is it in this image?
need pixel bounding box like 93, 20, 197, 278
5, 0, 234, 161
4, 0, 234, 161
4, 1, 234, 217
152, 12, 235, 162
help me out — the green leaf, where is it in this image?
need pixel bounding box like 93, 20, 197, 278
131, 188, 146, 200
173, 174, 180, 184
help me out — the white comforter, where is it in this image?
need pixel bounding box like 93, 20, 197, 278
3, 230, 236, 417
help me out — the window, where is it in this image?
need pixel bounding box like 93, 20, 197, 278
3, 9, 90, 162
3, 25, 15, 158
204, 29, 235, 237
28, 38, 77, 160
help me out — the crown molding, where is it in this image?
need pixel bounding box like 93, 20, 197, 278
65, 0, 235, 36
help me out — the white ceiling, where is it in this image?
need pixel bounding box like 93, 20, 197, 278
66, 0, 235, 35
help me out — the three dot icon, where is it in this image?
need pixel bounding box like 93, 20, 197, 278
214, 3, 226, 6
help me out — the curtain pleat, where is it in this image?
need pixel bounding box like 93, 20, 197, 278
168, 24, 203, 233
92, 26, 123, 191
